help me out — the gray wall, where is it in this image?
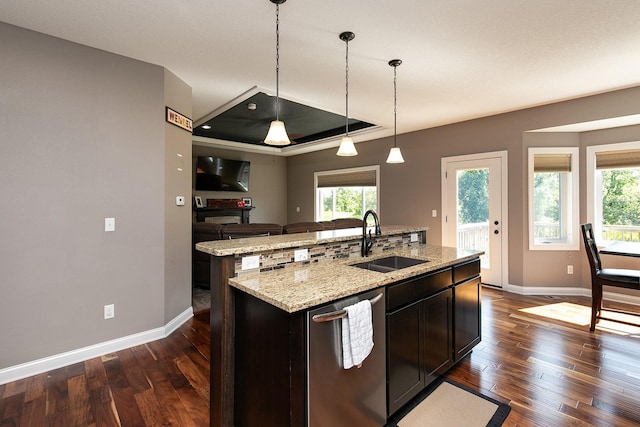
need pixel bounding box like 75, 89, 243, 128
192, 145, 288, 225
0, 23, 191, 368
164, 69, 193, 324
287, 86, 640, 290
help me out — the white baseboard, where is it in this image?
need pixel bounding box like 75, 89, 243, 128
500, 284, 640, 306
504, 284, 591, 297
0, 306, 194, 385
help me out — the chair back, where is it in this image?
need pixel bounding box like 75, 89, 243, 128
283, 222, 325, 234
221, 223, 283, 239
581, 223, 602, 275
331, 218, 364, 229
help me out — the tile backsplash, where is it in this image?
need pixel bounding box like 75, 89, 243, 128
234, 233, 417, 276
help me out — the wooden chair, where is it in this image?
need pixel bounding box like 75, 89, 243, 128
580, 223, 640, 331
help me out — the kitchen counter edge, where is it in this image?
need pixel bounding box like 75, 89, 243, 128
195, 225, 427, 256
229, 245, 483, 313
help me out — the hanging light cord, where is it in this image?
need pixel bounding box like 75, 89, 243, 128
345, 37, 350, 136
275, 3, 281, 121
393, 64, 398, 148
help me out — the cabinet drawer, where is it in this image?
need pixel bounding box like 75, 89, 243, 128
452, 258, 480, 284
387, 268, 452, 312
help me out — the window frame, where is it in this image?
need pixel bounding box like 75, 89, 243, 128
528, 147, 580, 251
314, 165, 380, 222
586, 140, 640, 246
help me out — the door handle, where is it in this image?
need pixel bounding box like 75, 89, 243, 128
312, 293, 383, 323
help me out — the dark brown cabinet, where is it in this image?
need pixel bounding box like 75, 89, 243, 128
387, 299, 422, 414
454, 276, 481, 360
386, 258, 481, 417
452, 259, 482, 361
423, 288, 453, 378
386, 270, 453, 415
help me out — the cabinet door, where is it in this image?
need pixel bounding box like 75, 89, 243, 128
454, 277, 482, 361
387, 300, 423, 415
422, 288, 453, 384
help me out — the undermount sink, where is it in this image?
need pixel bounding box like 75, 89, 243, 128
350, 255, 428, 273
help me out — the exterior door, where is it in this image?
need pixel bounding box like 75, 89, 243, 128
442, 152, 507, 287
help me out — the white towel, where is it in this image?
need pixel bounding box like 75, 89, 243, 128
341, 300, 374, 369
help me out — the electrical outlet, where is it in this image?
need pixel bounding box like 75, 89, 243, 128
567, 265, 573, 274
104, 304, 115, 319
294, 249, 309, 262
410, 233, 419, 242
241, 255, 260, 270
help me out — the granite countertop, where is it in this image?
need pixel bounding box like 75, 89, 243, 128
229, 244, 482, 313
195, 225, 427, 256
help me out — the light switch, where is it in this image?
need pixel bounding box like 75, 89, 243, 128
105, 218, 115, 232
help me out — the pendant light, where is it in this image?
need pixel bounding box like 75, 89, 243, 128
386, 59, 405, 164
264, 0, 291, 146
336, 31, 358, 156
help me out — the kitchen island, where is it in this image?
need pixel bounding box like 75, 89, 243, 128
196, 226, 482, 426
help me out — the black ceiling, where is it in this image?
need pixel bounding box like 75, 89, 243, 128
193, 91, 375, 146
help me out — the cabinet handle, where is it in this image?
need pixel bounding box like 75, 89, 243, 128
311, 293, 383, 323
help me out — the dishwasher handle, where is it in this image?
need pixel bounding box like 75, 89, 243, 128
311, 293, 383, 323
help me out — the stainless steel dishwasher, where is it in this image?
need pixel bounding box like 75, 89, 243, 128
307, 288, 386, 426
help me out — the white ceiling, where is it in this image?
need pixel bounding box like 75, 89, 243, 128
3, 0, 640, 153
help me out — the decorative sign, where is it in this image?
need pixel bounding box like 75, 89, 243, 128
166, 107, 193, 132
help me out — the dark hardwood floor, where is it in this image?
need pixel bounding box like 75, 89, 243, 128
0, 312, 211, 427
1, 288, 640, 426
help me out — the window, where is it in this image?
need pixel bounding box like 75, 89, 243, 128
587, 141, 640, 244
314, 166, 379, 221
528, 147, 579, 250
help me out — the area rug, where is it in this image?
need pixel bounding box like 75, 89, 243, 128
386, 377, 510, 427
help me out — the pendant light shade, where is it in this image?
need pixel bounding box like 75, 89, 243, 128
337, 31, 357, 156
386, 147, 405, 163
337, 136, 357, 156
386, 59, 404, 164
264, 120, 290, 146
264, 0, 291, 146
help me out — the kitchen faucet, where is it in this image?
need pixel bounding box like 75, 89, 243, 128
361, 210, 381, 257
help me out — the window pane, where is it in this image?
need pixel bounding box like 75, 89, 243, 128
319, 188, 335, 221
316, 186, 376, 221
456, 168, 490, 268
600, 168, 640, 242
315, 166, 379, 222
533, 172, 561, 241
529, 147, 578, 250
364, 188, 377, 212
